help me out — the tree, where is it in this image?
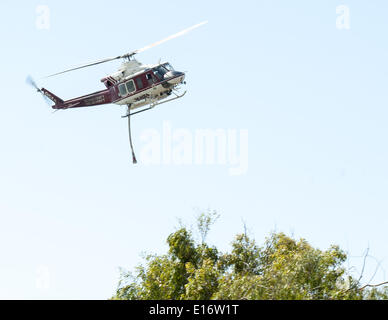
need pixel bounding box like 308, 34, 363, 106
112, 212, 388, 300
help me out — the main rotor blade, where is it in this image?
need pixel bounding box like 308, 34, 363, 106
133, 21, 208, 55
45, 21, 208, 78
46, 55, 123, 78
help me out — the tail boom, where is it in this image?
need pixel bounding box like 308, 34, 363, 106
41, 88, 64, 106
41, 88, 112, 110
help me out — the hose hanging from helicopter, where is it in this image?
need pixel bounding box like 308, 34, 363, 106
127, 106, 137, 164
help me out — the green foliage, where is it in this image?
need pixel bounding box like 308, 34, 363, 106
196, 210, 219, 244
113, 213, 387, 300
167, 228, 198, 264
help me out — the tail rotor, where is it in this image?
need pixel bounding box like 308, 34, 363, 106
26, 75, 51, 106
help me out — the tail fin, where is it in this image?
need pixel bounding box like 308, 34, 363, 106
41, 88, 64, 106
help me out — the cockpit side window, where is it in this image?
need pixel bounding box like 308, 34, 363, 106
146, 73, 154, 85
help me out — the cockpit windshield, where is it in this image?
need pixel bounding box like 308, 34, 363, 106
153, 65, 167, 79
164, 63, 174, 71
153, 63, 175, 79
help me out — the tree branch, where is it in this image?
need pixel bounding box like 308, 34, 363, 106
359, 281, 388, 291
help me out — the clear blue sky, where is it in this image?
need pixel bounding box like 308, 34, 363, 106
0, 0, 387, 299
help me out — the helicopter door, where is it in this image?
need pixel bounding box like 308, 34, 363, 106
135, 77, 144, 90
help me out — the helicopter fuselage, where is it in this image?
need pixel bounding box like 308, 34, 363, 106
43, 61, 185, 111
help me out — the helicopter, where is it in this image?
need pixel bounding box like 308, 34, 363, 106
28, 21, 207, 164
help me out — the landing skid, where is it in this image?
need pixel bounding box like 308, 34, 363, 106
121, 91, 186, 118
123, 91, 187, 164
